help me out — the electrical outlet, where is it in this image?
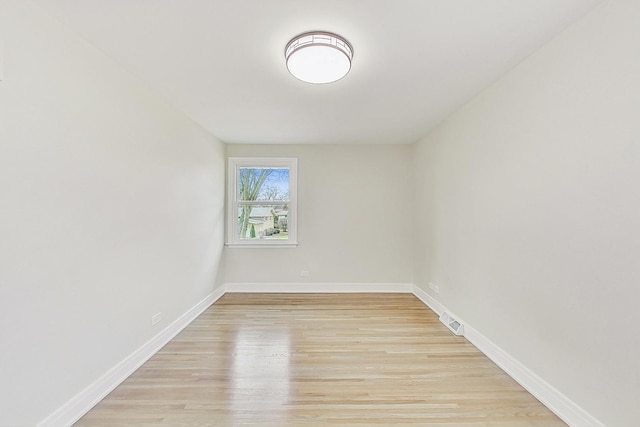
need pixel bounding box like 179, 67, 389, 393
300, 270, 309, 277
151, 312, 162, 326
434, 285, 440, 294
428, 282, 434, 290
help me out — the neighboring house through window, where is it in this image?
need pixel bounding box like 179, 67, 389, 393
227, 157, 297, 247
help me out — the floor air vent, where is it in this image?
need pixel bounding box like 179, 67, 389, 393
439, 312, 464, 336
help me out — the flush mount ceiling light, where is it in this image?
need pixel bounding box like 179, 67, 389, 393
285, 31, 353, 84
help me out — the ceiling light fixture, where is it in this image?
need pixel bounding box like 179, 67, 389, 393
285, 31, 353, 84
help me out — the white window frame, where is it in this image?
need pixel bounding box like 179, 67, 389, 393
226, 157, 298, 248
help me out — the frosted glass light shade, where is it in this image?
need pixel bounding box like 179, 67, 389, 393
285, 31, 353, 84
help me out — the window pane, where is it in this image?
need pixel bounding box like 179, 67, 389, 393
238, 205, 289, 240
238, 168, 290, 202
227, 157, 297, 247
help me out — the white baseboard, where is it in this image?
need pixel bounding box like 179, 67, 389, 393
412, 285, 604, 427
411, 285, 446, 315
225, 282, 413, 293
37, 287, 226, 427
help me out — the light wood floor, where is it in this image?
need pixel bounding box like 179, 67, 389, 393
75, 293, 566, 426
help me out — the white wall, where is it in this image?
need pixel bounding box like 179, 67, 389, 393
224, 144, 413, 286
413, 0, 640, 425
0, 2, 225, 426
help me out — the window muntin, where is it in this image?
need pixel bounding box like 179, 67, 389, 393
227, 158, 297, 247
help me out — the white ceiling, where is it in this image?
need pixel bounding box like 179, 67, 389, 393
32, 0, 600, 145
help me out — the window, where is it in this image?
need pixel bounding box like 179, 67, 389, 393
227, 157, 297, 247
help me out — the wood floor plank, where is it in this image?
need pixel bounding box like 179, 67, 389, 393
74, 293, 566, 426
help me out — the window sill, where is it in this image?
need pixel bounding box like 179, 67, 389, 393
225, 242, 298, 249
